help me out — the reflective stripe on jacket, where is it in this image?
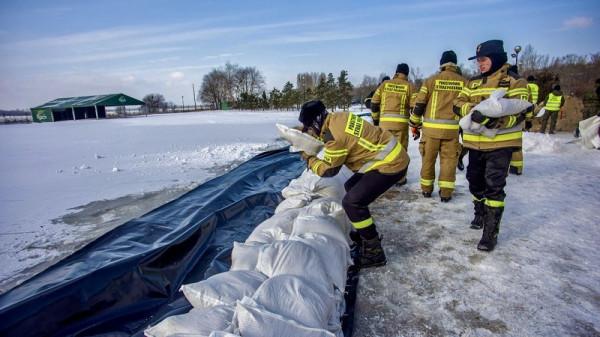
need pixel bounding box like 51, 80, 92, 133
412, 64, 466, 139
371, 73, 412, 130
307, 112, 410, 176
453, 63, 530, 151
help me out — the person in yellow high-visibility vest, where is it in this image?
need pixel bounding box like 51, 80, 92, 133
540, 84, 565, 134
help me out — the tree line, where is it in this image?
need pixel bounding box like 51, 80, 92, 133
140, 45, 598, 114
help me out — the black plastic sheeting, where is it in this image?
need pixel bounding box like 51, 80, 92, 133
0, 148, 304, 337
0, 148, 361, 337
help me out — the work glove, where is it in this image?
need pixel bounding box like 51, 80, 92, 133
411, 126, 421, 141
300, 151, 312, 161
525, 121, 532, 131
471, 110, 498, 128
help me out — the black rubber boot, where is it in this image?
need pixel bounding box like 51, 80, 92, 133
470, 200, 484, 229
395, 177, 407, 187
509, 166, 522, 175
440, 196, 452, 202
423, 191, 432, 198
359, 236, 387, 268
477, 205, 503, 251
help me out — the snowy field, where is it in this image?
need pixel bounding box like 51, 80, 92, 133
1, 110, 599, 336
0, 110, 298, 292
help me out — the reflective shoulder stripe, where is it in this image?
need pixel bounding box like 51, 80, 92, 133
324, 148, 348, 155
419, 86, 428, 94
357, 137, 385, 151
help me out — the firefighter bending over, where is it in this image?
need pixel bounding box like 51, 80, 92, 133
298, 100, 410, 268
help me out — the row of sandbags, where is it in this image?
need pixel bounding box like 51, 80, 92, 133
144, 167, 354, 337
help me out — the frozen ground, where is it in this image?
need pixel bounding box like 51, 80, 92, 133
354, 132, 600, 337
0, 110, 298, 292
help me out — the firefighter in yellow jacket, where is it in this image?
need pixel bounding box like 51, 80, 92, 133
370, 63, 412, 153
410, 50, 466, 202
453, 40, 531, 251
298, 100, 410, 268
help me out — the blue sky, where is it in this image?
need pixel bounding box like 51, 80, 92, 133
0, 0, 598, 109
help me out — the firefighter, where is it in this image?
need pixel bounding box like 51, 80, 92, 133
540, 84, 565, 134
298, 100, 410, 268
409, 50, 466, 202
370, 64, 413, 153
453, 39, 531, 251
509, 75, 537, 175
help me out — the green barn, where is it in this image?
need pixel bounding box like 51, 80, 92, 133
30, 93, 144, 123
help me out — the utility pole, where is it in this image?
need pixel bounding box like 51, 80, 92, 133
181, 96, 184, 112
192, 83, 197, 111
511, 45, 522, 66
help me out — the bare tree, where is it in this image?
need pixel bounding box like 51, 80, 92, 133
142, 93, 166, 114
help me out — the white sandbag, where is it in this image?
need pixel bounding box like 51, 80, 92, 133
460, 88, 532, 137
276, 123, 324, 156
313, 177, 346, 200
291, 214, 350, 246
274, 194, 312, 214
181, 270, 267, 309
301, 198, 349, 232
579, 115, 600, 149
281, 170, 321, 198
230, 242, 262, 271
256, 240, 333, 287
251, 208, 299, 233
233, 299, 336, 337
250, 275, 336, 330
144, 305, 234, 337
472, 88, 532, 118
208, 332, 240, 337
289, 233, 352, 291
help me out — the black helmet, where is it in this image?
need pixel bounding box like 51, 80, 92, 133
299, 100, 327, 134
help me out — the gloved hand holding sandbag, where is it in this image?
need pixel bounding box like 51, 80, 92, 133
276, 123, 324, 156
459, 88, 532, 138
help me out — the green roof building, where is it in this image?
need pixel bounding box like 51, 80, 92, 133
30, 93, 145, 123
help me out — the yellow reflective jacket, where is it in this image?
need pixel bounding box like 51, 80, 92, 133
544, 91, 564, 111
453, 64, 530, 150
527, 82, 539, 104
411, 64, 466, 139
371, 73, 412, 130
307, 112, 409, 176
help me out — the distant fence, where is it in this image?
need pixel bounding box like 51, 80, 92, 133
0, 115, 32, 124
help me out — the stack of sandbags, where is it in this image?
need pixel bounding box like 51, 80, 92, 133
145, 166, 352, 337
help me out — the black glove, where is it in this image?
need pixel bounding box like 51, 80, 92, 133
471, 110, 497, 127
525, 121, 532, 131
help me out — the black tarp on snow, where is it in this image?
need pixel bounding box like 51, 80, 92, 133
0, 148, 305, 337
